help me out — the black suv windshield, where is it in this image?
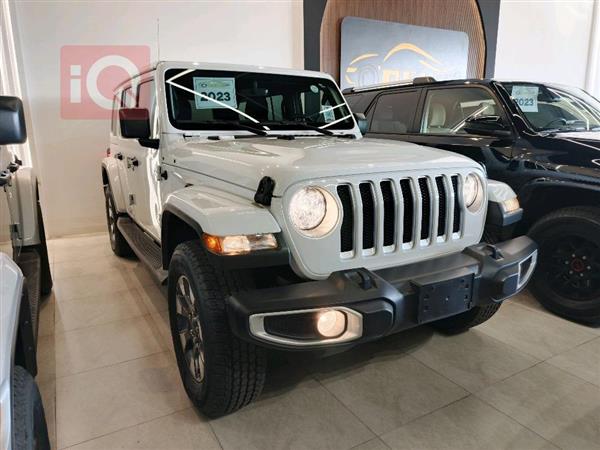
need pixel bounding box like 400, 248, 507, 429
500, 82, 600, 132
164, 68, 354, 132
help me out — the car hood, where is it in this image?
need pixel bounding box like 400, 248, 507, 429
553, 131, 600, 145
164, 136, 480, 196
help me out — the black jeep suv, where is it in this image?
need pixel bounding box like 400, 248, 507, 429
345, 79, 600, 323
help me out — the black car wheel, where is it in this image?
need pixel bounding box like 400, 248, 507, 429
12, 366, 50, 450
103, 184, 133, 257
167, 240, 266, 418
529, 206, 600, 323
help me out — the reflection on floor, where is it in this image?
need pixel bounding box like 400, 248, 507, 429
38, 233, 600, 450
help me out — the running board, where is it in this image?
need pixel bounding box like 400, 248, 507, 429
117, 217, 168, 284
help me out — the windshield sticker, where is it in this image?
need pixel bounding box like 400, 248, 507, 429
192, 77, 237, 110
511, 85, 539, 113
322, 106, 336, 122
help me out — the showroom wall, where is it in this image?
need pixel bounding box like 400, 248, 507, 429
11, 0, 303, 237
495, 0, 600, 95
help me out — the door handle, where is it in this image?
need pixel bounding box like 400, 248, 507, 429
114, 152, 123, 160
126, 156, 139, 169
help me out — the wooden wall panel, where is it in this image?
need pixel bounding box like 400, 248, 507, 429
320, 0, 486, 82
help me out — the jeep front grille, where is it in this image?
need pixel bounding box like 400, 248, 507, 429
336, 175, 462, 256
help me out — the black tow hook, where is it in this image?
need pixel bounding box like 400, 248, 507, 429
345, 269, 375, 290
483, 244, 504, 260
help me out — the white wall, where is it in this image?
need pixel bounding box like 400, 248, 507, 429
495, 0, 599, 95
12, 0, 303, 237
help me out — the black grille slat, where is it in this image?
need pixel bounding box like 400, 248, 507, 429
337, 185, 354, 252
400, 179, 414, 244
436, 176, 447, 236
451, 175, 461, 233
359, 183, 375, 249
418, 178, 431, 240
380, 181, 395, 247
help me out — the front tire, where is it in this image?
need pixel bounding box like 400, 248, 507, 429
167, 241, 266, 418
433, 303, 501, 334
528, 206, 600, 323
103, 184, 133, 257
11, 366, 50, 450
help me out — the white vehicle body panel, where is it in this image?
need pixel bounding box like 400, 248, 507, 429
0, 253, 24, 450
487, 179, 517, 203
11, 167, 40, 247
102, 61, 502, 279
1, 145, 41, 248
164, 186, 280, 236
160, 134, 477, 196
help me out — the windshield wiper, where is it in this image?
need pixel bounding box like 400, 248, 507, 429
261, 120, 334, 136
200, 120, 269, 136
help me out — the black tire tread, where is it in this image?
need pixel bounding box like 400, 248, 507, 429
169, 241, 266, 417
104, 184, 133, 257
12, 366, 50, 450
528, 205, 600, 323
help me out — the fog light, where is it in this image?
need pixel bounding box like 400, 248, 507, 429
316, 310, 346, 338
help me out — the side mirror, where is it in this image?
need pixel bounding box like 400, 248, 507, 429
0, 96, 27, 145
353, 112, 368, 135
464, 116, 512, 138
119, 108, 150, 139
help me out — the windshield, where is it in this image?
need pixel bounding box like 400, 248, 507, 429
164, 68, 354, 133
500, 82, 600, 132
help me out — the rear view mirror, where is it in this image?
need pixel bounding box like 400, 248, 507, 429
353, 112, 368, 135
464, 116, 512, 138
119, 108, 150, 139
0, 96, 27, 145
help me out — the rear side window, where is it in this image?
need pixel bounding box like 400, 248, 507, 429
121, 86, 135, 108
137, 79, 157, 136
420, 87, 501, 134
370, 91, 419, 134
111, 95, 119, 135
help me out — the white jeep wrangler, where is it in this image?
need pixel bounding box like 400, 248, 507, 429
101, 62, 537, 417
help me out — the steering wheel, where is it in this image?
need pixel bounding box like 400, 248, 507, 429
541, 117, 568, 129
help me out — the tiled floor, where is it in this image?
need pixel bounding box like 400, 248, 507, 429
38, 233, 600, 450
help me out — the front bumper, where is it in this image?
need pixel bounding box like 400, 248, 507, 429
227, 236, 537, 350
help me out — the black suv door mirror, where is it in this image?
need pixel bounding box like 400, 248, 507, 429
0, 96, 27, 145
119, 108, 151, 139
464, 116, 512, 138
353, 112, 368, 134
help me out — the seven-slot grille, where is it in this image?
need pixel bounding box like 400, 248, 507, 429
336, 175, 462, 256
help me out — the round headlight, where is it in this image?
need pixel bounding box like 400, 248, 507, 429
289, 187, 327, 231
463, 173, 484, 210
288, 186, 339, 237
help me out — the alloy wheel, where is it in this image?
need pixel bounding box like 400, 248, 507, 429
175, 275, 205, 383
543, 235, 600, 301
106, 193, 116, 246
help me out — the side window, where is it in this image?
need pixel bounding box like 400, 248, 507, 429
137, 79, 157, 136
121, 86, 135, 108
345, 94, 363, 111
420, 87, 500, 134
370, 91, 419, 134
111, 94, 120, 135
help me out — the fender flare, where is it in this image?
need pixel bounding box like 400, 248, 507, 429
162, 186, 281, 236
161, 186, 285, 269
518, 177, 600, 204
